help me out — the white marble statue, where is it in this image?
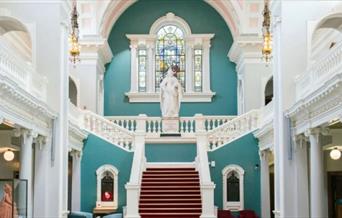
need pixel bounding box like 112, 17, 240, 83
160, 67, 182, 118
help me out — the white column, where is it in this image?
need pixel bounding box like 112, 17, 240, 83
271, 15, 282, 218
260, 150, 271, 218
147, 40, 155, 93
202, 40, 211, 93
294, 135, 309, 218
130, 43, 138, 93
18, 129, 37, 218
71, 151, 82, 211
307, 128, 325, 218
76, 39, 113, 113
185, 41, 194, 92
33, 135, 49, 218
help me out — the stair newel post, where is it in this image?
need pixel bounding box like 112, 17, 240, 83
195, 114, 216, 218
125, 114, 147, 218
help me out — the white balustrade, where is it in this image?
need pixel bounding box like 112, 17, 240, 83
208, 110, 259, 151
0, 43, 47, 101
296, 42, 342, 100
106, 115, 235, 136
84, 111, 134, 151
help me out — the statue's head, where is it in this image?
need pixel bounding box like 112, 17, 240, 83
171, 65, 180, 73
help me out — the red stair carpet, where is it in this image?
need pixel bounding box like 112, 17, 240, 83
139, 167, 202, 218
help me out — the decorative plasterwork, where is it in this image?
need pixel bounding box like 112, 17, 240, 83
254, 123, 274, 151
228, 35, 264, 72
0, 74, 56, 136
79, 36, 113, 73
68, 121, 88, 152
99, 0, 242, 40
222, 164, 245, 211
287, 73, 342, 135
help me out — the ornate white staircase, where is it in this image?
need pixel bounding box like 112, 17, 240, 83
68, 105, 260, 218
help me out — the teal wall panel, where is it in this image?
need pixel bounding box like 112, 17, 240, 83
81, 134, 133, 213
208, 134, 261, 216
145, 143, 196, 162
104, 0, 237, 117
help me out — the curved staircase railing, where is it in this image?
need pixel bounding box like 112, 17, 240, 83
83, 110, 135, 151
207, 110, 260, 151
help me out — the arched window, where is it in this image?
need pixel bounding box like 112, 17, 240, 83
222, 164, 244, 211
155, 25, 185, 91
69, 77, 78, 106
126, 12, 215, 102
95, 165, 119, 210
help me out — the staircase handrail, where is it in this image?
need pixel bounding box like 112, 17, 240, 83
207, 110, 260, 151
83, 110, 135, 152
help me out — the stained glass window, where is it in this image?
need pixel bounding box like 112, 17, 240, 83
138, 48, 147, 92
227, 171, 240, 201
194, 49, 203, 92
155, 25, 185, 91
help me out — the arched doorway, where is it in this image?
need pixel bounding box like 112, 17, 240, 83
264, 76, 273, 105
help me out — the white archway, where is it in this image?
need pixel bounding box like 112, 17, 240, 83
310, 12, 342, 62
0, 15, 32, 62
98, 0, 241, 40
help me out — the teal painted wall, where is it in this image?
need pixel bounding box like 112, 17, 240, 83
208, 134, 261, 216
81, 134, 133, 213
145, 143, 196, 162
104, 0, 237, 117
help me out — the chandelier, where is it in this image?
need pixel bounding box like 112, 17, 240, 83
69, 1, 80, 64
262, 0, 272, 63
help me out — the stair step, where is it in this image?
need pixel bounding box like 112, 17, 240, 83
142, 185, 200, 189
140, 213, 201, 218
140, 194, 201, 198
143, 174, 198, 177
142, 177, 199, 182
140, 208, 201, 212
143, 170, 197, 174
146, 168, 196, 171
140, 198, 201, 203
140, 203, 201, 208
143, 181, 199, 184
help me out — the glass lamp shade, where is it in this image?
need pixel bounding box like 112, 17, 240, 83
3, 150, 15, 161
330, 148, 341, 160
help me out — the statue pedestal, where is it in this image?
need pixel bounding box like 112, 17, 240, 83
161, 117, 180, 136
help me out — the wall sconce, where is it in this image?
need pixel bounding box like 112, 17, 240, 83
262, 0, 272, 64
330, 147, 341, 160
3, 149, 15, 162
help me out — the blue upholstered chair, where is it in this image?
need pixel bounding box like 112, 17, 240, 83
102, 213, 123, 218
68, 211, 93, 218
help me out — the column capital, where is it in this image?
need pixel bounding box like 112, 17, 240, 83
70, 149, 82, 159
304, 127, 330, 137
304, 128, 321, 137
294, 134, 308, 151
227, 35, 264, 72
13, 128, 38, 139
259, 149, 270, 161
34, 135, 47, 150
